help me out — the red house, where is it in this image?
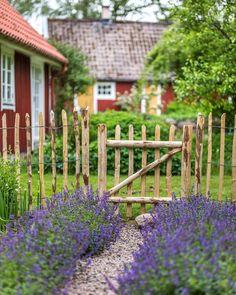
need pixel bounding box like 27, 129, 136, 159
0, 0, 67, 151
48, 6, 175, 114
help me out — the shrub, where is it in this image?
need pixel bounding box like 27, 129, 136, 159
0, 188, 122, 294
0, 159, 19, 230
164, 100, 205, 120
117, 196, 236, 295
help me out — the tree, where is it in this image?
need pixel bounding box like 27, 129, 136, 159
49, 40, 93, 124
10, 0, 167, 20
145, 0, 236, 115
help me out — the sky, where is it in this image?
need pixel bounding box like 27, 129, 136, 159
28, 0, 160, 36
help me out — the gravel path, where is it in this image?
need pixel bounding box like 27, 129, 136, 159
64, 223, 142, 295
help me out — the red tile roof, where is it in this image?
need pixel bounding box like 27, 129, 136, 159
0, 0, 67, 64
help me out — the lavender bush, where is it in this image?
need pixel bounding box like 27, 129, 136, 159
118, 196, 236, 295
0, 188, 122, 295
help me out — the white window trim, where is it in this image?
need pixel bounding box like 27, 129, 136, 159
93, 82, 116, 114
30, 59, 45, 149
141, 87, 146, 114
95, 82, 116, 100
156, 84, 162, 115
1, 47, 15, 111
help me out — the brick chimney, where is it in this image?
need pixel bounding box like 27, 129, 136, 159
102, 5, 111, 20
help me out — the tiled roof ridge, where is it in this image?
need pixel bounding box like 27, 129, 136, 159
48, 18, 170, 25
0, 0, 67, 64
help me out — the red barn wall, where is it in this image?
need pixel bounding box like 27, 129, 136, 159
116, 82, 133, 95
97, 100, 119, 112
0, 51, 31, 152
15, 52, 31, 152
161, 84, 175, 111
97, 82, 133, 112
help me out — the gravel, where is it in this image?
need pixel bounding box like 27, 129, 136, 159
64, 223, 142, 295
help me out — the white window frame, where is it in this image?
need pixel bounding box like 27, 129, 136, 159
95, 82, 116, 99
93, 81, 116, 113
1, 47, 15, 111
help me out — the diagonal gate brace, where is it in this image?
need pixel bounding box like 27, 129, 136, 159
108, 147, 182, 196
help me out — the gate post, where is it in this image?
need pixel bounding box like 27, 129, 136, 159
194, 113, 205, 195
81, 108, 90, 186
98, 124, 107, 195
181, 125, 193, 197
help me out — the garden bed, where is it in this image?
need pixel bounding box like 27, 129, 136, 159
0, 188, 122, 294
1, 191, 235, 295
117, 196, 236, 295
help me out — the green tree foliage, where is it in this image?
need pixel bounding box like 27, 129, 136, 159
9, 0, 50, 16
146, 0, 236, 115
49, 40, 92, 124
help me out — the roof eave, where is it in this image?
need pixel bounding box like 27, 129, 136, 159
0, 35, 67, 67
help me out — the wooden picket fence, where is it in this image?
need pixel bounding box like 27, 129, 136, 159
1, 109, 89, 209
1, 110, 236, 217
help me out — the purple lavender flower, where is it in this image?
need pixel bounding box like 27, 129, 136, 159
117, 195, 236, 295
0, 187, 122, 294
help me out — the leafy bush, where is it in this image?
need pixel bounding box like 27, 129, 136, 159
0, 159, 19, 230
164, 100, 205, 120
117, 196, 236, 295
0, 188, 122, 294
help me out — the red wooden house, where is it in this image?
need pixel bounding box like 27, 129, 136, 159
48, 7, 174, 114
0, 0, 67, 151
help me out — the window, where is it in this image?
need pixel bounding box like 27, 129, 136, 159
1, 49, 15, 110
96, 82, 115, 99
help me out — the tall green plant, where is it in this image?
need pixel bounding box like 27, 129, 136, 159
0, 159, 19, 230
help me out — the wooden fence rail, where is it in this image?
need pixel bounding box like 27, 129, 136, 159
0, 110, 236, 217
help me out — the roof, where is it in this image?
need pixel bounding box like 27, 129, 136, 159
0, 0, 67, 64
48, 19, 169, 81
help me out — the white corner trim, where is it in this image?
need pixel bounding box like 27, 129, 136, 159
157, 84, 162, 115
93, 84, 98, 114
141, 87, 146, 114
30, 61, 45, 149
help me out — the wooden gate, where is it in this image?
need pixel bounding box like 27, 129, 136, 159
98, 123, 193, 217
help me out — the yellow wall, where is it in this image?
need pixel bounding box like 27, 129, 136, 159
77, 84, 158, 114
77, 85, 94, 113
145, 85, 157, 115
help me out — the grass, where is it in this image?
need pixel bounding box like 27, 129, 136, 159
20, 173, 232, 219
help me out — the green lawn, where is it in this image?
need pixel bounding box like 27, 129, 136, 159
20, 173, 232, 218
